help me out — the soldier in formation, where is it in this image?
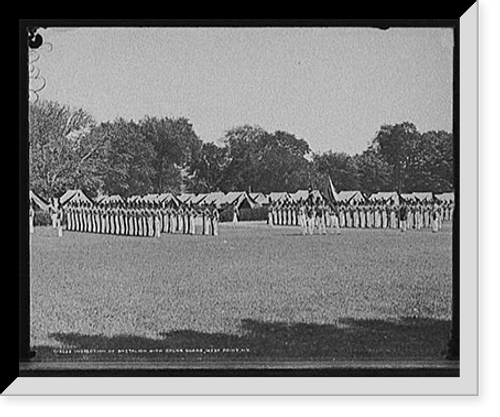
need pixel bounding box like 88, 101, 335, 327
64, 200, 220, 237
29, 200, 35, 234
267, 197, 453, 233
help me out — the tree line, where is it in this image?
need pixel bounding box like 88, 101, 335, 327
28, 100, 454, 199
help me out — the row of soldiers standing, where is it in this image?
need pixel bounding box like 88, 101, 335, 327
60, 200, 220, 237
267, 199, 454, 233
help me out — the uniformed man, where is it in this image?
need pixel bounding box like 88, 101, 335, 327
161, 202, 168, 234
102, 202, 108, 234
134, 202, 141, 236
351, 201, 357, 228
297, 202, 305, 235
71, 202, 77, 231
73, 202, 79, 232
152, 203, 160, 238
169, 205, 176, 234
201, 205, 209, 235
79, 202, 86, 232
143, 202, 151, 236
399, 201, 408, 232
94, 203, 101, 234
364, 203, 371, 228
144, 202, 151, 237
134, 202, 140, 236
211, 205, 219, 236
65, 202, 72, 232
332, 202, 341, 235
49, 198, 58, 229
422, 202, 429, 229
89, 203, 95, 233
93, 203, 99, 233
118, 202, 125, 235
177, 205, 183, 234
116, 202, 122, 235
232, 204, 239, 224
56, 202, 64, 237
382, 202, 389, 229
29, 200, 35, 234
272, 202, 278, 226
86, 203, 92, 233
167, 205, 174, 234
135, 202, 142, 236
146, 202, 154, 237
306, 202, 315, 235
190, 206, 197, 234
337, 203, 344, 228
94, 203, 101, 233
184, 204, 191, 234
316, 200, 326, 235
127, 202, 133, 236
437, 201, 444, 231
431, 201, 440, 233
408, 202, 415, 230
125, 200, 134, 236
359, 203, 366, 229
80, 201, 86, 232
108, 202, 113, 234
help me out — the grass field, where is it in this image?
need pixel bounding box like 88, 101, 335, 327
29, 222, 453, 361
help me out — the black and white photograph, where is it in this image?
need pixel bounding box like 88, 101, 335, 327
15, 16, 480, 395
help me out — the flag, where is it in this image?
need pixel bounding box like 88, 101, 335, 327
326, 175, 339, 203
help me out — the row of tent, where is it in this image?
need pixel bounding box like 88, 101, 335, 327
29, 189, 455, 212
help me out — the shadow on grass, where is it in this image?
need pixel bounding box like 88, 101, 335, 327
33, 317, 451, 362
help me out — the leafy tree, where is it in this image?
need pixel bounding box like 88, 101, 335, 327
311, 151, 358, 191
255, 130, 311, 193
371, 122, 419, 192
410, 130, 454, 192
140, 116, 201, 194
29, 100, 454, 199
217, 125, 311, 193
217, 125, 267, 191
369, 123, 453, 193
187, 142, 228, 193
29, 100, 101, 198
353, 149, 393, 194
98, 119, 155, 197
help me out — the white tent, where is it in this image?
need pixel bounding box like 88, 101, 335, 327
59, 189, 93, 206
369, 191, 400, 204
29, 190, 50, 211
95, 194, 125, 204
249, 192, 268, 206
190, 193, 208, 205
127, 195, 144, 203
409, 192, 434, 202
202, 192, 226, 206
336, 190, 366, 203
289, 189, 324, 203
157, 193, 181, 206
142, 194, 160, 203
399, 192, 434, 202
267, 192, 290, 203
435, 192, 454, 202
217, 191, 258, 209
177, 193, 196, 204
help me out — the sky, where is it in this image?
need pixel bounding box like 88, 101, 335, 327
32, 26, 454, 155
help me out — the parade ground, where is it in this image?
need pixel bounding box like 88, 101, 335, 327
29, 222, 453, 362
